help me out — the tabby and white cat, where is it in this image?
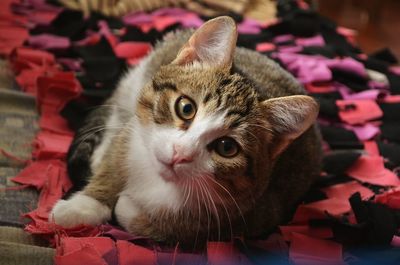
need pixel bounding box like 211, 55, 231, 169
50, 16, 322, 246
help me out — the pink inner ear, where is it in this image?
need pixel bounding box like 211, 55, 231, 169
172, 16, 237, 68
262, 95, 319, 159
174, 46, 199, 66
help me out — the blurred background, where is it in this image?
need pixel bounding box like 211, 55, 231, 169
315, 0, 400, 58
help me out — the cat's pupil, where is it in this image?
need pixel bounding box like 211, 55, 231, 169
183, 104, 192, 114
223, 140, 233, 152
215, 137, 238, 158
175, 96, 196, 120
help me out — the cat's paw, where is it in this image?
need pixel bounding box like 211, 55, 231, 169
49, 193, 111, 227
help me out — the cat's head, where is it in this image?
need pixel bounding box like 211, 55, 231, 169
135, 17, 318, 211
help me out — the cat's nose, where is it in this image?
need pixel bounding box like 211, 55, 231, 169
171, 144, 194, 166
171, 155, 193, 166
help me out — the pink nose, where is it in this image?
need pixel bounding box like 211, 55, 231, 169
171, 144, 194, 166
171, 155, 193, 165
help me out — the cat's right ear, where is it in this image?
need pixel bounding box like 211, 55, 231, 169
261, 95, 319, 160
172, 16, 237, 70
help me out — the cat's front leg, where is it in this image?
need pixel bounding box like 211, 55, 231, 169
50, 191, 111, 227
50, 168, 124, 227
114, 194, 140, 229
115, 195, 165, 241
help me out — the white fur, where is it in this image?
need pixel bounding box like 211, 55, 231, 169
59, 49, 231, 228
121, 118, 186, 213
114, 195, 140, 229
52, 19, 239, 230
114, 109, 228, 223
50, 192, 111, 227
52, 54, 156, 228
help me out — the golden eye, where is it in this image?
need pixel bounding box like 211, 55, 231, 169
214, 137, 239, 158
175, 96, 196, 121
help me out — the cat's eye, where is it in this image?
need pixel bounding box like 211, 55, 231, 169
214, 137, 239, 158
175, 96, 196, 121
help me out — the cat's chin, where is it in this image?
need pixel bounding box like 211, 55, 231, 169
158, 163, 179, 182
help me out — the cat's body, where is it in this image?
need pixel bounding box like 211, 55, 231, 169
51, 17, 322, 247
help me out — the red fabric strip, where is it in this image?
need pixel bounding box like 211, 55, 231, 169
55, 244, 108, 265
337, 99, 383, 125
322, 181, 374, 200
207, 241, 252, 265
114, 42, 151, 61
375, 189, 400, 210
58, 237, 117, 265
346, 155, 400, 186
39, 113, 74, 135
12, 160, 62, 189
292, 198, 351, 223
363, 141, 380, 156
117, 240, 156, 265
36, 72, 81, 111
32, 131, 73, 160
279, 225, 333, 242
289, 233, 343, 265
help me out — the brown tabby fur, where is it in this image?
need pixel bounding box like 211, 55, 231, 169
82, 18, 322, 248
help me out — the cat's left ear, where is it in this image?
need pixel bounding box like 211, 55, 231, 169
172, 16, 237, 69
261, 95, 319, 159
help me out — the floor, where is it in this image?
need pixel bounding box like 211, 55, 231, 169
0, 60, 39, 227
317, 0, 400, 60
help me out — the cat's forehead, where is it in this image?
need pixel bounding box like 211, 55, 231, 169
154, 64, 259, 125
155, 64, 225, 90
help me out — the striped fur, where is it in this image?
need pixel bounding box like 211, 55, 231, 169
51, 17, 322, 248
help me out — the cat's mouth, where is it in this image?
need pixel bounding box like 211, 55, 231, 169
157, 159, 195, 182
159, 162, 178, 181
157, 158, 185, 182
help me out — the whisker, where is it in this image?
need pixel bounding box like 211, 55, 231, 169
204, 175, 248, 230
195, 177, 211, 242
73, 127, 112, 151
182, 179, 191, 207
193, 179, 201, 249
200, 176, 234, 242
198, 177, 221, 242
76, 124, 121, 139
73, 125, 126, 153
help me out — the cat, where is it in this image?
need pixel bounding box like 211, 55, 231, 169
50, 16, 322, 247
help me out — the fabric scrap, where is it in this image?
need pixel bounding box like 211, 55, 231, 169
289, 233, 343, 265
117, 240, 156, 265
279, 225, 333, 241
346, 155, 400, 186
322, 181, 374, 200
337, 99, 383, 125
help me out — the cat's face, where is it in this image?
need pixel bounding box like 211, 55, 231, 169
136, 64, 267, 208
128, 16, 318, 216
